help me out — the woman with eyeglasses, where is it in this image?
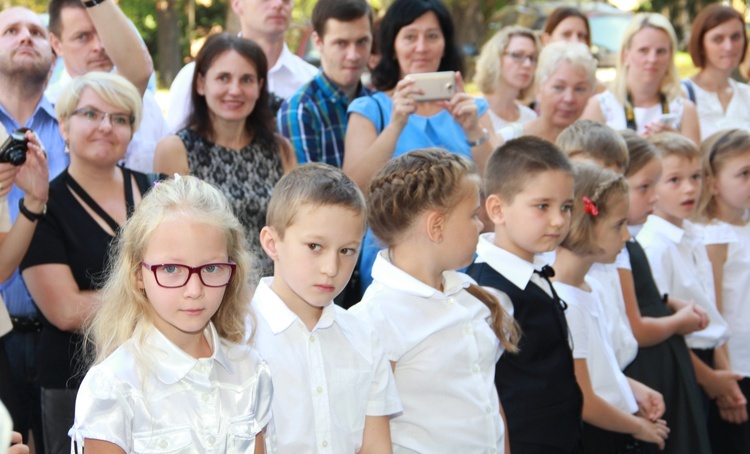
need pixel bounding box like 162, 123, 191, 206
474, 25, 540, 133
19, 72, 164, 453
497, 41, 597, 144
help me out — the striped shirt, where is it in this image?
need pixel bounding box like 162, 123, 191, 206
277, 71, 371, 167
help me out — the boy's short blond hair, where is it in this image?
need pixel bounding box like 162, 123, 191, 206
556, 120, 629, 172
648, 132, 700, 162
484, 136, 573, 202
266, 163, 367, 237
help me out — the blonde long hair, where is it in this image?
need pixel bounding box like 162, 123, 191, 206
85, 176, 254, 366
611, 13, 683, 106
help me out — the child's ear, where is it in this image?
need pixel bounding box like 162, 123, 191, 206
426, 210, 445, 244
259, 226, 281, 262
707, 175, 719, 195
485, 194, 506, 226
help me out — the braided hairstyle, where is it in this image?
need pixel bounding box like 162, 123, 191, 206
368, 148, 520, 352
560, 163, 629, 256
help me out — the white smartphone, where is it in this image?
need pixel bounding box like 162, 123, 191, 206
657, 113, 680, 129
405, 71, 456, 102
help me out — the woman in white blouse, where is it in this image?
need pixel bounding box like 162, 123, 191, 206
474, 26, 540, 133
683, 4, 750, 141
581, 13, 700, 144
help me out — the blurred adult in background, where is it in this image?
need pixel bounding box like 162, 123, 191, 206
582, 13, 700, 144
474, 25, 539, 133
542, 7, 590, 46
20, 73, 160, 454
683, 4, 750, 141
344, 0, 497, 292
498, 41, 596, 144
167, 0, 317, 132
46, 0, 168, 174
0, 7, 68, 452
155, 34, 295, 277
277, 0, 373, 168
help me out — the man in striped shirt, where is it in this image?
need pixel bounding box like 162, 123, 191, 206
278, 0, 372, 168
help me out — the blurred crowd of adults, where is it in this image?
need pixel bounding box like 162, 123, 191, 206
0, 0, 748, 452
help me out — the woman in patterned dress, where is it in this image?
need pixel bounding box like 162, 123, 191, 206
155, 33, 296, 276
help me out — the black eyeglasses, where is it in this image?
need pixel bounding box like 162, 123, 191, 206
504, 51, 538, 65
141, 261, 237, 288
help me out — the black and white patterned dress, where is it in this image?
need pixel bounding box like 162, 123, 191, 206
178, 128, 282, 277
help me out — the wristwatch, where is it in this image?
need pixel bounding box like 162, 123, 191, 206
467, 128, 489, 147
82, 0, 107, 7
18, 198, 46, 222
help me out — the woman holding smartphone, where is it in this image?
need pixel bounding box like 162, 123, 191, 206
344, 0, 497, 292
581, 13, 700, 143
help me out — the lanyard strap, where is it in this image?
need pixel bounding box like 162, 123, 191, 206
624, 92, 669, 131
64, 166, 135, 233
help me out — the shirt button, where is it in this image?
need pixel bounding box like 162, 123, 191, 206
310, 335, 316, 343
207, 435, 216, 445
201, 393, 210, 402
322, 440, 329, 448
316, 386, 323, 393
447, 297, 455, 305
464, 325, 473, 334
158, 439, 168, 449
490, 448, 496, 453
472, 365, 480, 374
485, 406, 492, 413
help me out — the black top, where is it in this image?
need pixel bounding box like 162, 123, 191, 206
20, 167, 161, 389
466, 261, 583, 451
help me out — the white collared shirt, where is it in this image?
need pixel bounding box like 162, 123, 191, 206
46, 70, 170, 174
166, 43, 317, 133
71, 323, 273, 453
250, 277, 401, 454
588, 263, 638, 370
703, 221, 750, 376
554, 277, 639, 414
637, 216, 730, 349
475, 233, 554, 298
350, 250, 505, 454
682, 79, 750, 141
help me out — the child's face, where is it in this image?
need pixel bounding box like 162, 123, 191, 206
489, 169, 574, 262
592, 193, 631, 264
712, 151, 750, 217
626, 157, 662, 225
654, 155, 702, 226
438, 179, 484, 270
264, 204, 364, 317
138, 218, 229, 346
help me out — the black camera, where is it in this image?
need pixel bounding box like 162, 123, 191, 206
0, 128, 30, 166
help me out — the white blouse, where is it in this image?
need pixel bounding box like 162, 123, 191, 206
597, 90, 685, 135
703, 221, 750, 377
350, 250, 506, 454
488, 103, 537, 134
71, 323, 273, 453
554, 277, 639, 414
682, 78, 750, 141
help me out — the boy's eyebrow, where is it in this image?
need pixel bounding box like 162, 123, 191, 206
303, 234, 362, 246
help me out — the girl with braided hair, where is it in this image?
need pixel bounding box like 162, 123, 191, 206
551, 163, 669, 452
350, 148, 519, 453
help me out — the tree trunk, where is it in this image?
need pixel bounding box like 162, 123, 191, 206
156, 0, 182, 87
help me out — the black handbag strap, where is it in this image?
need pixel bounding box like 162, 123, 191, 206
624, 92, 669, 131
64, 166, 135, 233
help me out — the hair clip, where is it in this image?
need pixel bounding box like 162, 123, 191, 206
152, 180, 161, 187
582, 196, 599, 216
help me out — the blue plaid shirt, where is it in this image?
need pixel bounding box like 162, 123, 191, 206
0, 96, 68, 317
277, 71, 371, 167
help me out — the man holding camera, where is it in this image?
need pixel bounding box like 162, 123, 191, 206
277, 0, 373, 168
0, 7, 68, 452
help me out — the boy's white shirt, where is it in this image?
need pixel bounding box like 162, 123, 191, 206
703, 221, 750, 377
350, 250, 505, 454
637, 215, 730, 349
71, 322, 274, 453
553, 277, 639, 414
250, 277, 401, 454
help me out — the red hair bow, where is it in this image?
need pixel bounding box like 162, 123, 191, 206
582, 196, 599, 216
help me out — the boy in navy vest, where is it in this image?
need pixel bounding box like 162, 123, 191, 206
467, 136, 583, 453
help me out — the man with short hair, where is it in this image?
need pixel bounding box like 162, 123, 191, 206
46, 0, 168, 173
0, 7, 68, 451
277, 0, 373, 168
165, 0, 317, 132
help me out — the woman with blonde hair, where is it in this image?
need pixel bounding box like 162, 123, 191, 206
498, 41, 596, 144
474, 25, 540, 133
582, 13, 700, 144
20, 72, 163, 452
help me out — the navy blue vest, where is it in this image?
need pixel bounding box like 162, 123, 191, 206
467, 261, 583, 450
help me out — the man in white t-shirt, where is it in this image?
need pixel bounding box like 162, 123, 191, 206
165, 0, 317, 133
45, 0, 169, 174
